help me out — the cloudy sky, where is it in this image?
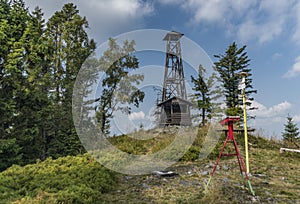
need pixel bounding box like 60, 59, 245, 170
24, 0, 300, 138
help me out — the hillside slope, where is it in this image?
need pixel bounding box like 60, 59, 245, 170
0, 131, 299, 203
103, 132, 300, 203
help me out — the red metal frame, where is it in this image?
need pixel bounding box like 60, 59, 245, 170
210, 116, 249, 180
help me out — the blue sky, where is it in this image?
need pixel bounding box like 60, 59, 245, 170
25, 0, 300, 138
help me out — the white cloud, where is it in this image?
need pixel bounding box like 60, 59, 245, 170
176, 0, 252, 24
283, 56, 300, 78
157, 0, 255, 23
248, 100, 294, 138
259, 0, 290, 15
24, 0, 153, 43
157, 0, 183, 4
187, 0, 228, 23
82, 0, 153, 19
128, 111, 145, 120
272, 53, 282, 60
24, 0, 300, 44
80, 0, 153, 41
292, 1, 300, 43
293, 115, 300, 123
237, 18, 285, 44
237, 0, 294, 44
294, 114, 300, 123
250, 100, 292, 118
157, 0, 297, 44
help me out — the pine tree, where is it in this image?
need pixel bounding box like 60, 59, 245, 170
214, 42, 256, 116
282, 115, 300, 147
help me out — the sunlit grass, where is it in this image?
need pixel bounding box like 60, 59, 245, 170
102, 126, 300, 203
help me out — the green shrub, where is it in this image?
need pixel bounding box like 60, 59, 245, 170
0, 154, 116, 203
180, 146, 200, 161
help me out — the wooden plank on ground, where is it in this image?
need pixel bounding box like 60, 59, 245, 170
279, 148, 300, 154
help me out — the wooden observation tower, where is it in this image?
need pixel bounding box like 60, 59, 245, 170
158, 31, 191, 126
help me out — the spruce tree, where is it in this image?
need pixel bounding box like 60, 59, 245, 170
214, 42, 256, 116
17, 6, 52, 162
0, 0, 29, 169
0, 1, 97, 168
191, 65, 221, 126
282, 115, 300, 147
45, 3, 96, 157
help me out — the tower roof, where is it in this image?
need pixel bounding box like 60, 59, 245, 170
163, 31, 184, 41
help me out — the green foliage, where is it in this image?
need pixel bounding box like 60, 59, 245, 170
45, 2, 96, 157
0, 1, 95, 170
191, 65, 212, 126
214, 42, 256, 117
109, 135, 149, 155
0, 154, 116, 203
0, 138, 22, 171
180, 146, 200, 161
108, 127, 209, 162
109, 132, 176, 156
282, 115, 300, 148
96, 38, 144, 135
225, 106, 242, 117
0, 0, 31, 169
191, 65, 222, 126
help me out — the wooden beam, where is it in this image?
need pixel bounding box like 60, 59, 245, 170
279, 148, 300, 154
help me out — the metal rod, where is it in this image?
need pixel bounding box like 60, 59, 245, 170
242, 75, 250, 174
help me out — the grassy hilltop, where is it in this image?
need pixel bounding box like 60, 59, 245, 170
0, 127, 299, 203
